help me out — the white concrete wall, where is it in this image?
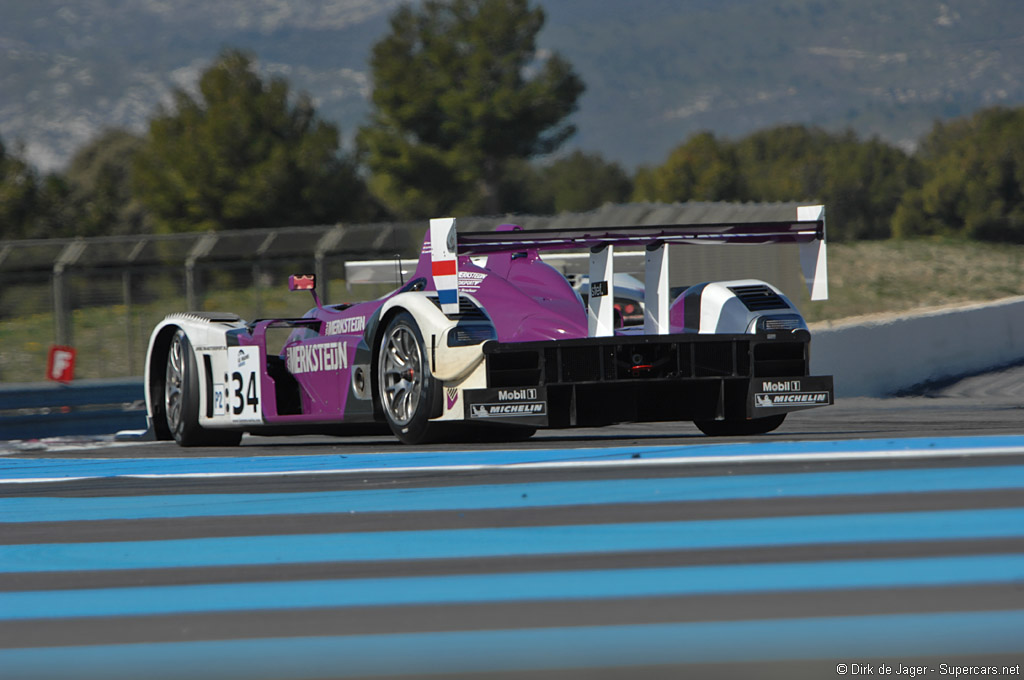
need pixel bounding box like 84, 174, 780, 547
809, 296, 1024, 397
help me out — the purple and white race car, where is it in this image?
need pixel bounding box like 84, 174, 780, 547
144, 208, 834, 445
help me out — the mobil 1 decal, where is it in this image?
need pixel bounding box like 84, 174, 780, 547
464, 387, 548, 425
752, 378, 833, 408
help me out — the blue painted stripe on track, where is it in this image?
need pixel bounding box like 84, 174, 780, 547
4, 508, 1024, 573
3, 464, 1024, 523
4, 434, 1024, 481
2, 554, 1023, 621
1, 611, 1022, 679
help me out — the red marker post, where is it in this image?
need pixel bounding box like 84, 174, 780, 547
47, 345, 76, 383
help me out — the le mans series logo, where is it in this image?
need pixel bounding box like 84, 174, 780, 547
754, 380, 830, 407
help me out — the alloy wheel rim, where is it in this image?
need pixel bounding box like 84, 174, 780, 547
380, 325, 422, 426
165, 332, 184, 433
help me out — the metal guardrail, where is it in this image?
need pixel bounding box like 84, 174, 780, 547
0, 378, 146, 440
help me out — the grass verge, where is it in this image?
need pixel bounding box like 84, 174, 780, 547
2, 239, 1023, 382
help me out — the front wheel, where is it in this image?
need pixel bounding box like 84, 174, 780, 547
693, 414, 786, 437
377, 312, 440, 444
165, 329, 242, 447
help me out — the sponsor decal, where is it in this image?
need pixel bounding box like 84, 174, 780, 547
325, 317, 366, 335
754, 392, 830, 407
212, 383, 227, 416
446, 387, 459, 411
591, 280, 609, 297
498, 388, 538, 401
470, 402, 546, 418
761, 380, 801, 392
464, 386, 548, 424
286, 341, 349, 374
237, 349, 251, 368
457, 270, 487, 293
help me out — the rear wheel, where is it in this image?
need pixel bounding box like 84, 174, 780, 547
165, 329, 242, 447
377, 312, 440, 444
693, 414, 786, 437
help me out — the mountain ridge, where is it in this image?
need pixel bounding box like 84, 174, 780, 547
2, 0, 1022, 172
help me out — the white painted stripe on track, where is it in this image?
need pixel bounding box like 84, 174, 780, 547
5, 443, 1024, 485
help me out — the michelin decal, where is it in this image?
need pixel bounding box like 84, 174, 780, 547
463, 386, 549, 425
753, 379, 831, 408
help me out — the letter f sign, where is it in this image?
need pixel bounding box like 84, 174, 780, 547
47, 346, 76, 383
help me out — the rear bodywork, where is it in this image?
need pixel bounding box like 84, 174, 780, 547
144, 207, 833, 443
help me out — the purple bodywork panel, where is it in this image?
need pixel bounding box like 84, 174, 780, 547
408, 228, 589, 342
233, 226, 698, 425
282, 337, 357, 418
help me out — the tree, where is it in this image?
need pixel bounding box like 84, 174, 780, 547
735, 125, 918, 240
358, 0, 585, 218
632, 131, 744, 203
542, 151, 632, 213
893, 107, 1024, 242
0, 137, 41, 240
635, 125, 917, 241
501, 151, 632, 214
64, 129, 150, 236
133, 49, 373, 233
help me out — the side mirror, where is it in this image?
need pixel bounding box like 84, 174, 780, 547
288, 274, 315, 291
288, 274, 321, 308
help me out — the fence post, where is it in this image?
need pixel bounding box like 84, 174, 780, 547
185, 233, 218, 311
315, 225, 345, 306
123, 239, 148, 376
52, 239, 87, 347
253, 231, 277, 318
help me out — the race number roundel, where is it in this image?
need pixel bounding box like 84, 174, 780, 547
227, 346, 263, 424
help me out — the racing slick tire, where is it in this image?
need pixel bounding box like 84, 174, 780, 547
377, 312, 441, 445
693, 414, 786, 437
164, 329, 242, 447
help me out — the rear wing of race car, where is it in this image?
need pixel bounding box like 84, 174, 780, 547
428, 205, 827, 336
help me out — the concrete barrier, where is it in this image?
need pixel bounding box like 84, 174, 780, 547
810, 296, 1024, 397
0, 378, 146, 440
3, 297, 1023, 438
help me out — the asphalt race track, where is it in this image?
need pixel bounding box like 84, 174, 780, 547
2, 376, 1024, 679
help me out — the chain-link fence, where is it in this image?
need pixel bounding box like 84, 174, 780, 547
0, 221, 427, 383
0, 202, 809, 383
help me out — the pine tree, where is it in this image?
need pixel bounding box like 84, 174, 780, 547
359, 0, 585, 218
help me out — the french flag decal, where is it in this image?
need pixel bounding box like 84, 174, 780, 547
430, 217, 459, 314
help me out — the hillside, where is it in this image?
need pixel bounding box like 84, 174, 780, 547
2, 0, 1023, 171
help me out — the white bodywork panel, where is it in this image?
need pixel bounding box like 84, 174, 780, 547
429, 217, 459, 315
696, 279, 799, 334
644, 243, 669, 335
798, 204, 829, 301
377, 292, 488, 384
588, 245, 615, 337
144, 313, 249, 431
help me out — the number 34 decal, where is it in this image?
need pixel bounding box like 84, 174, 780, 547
222, 347, 263, 424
